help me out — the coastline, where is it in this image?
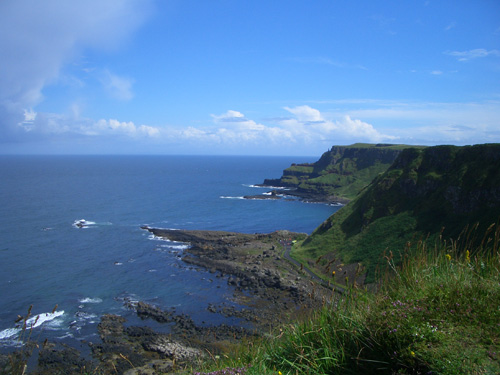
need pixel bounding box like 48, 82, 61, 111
143, 227, 335, 328
245, 186, 350, 205
9, 228, 335, 375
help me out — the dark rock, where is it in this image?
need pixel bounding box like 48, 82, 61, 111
143, 336, 202, 361
36, 343, 91, 375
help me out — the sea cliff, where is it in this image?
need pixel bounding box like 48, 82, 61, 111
259, 143, 423, 203
294, 143, 500, 283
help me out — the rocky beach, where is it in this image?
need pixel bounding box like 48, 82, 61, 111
4, 227, 335, 375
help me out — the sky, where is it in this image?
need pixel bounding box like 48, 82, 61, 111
1, 0, 499, 156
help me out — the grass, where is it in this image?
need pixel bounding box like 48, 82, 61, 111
295, 144, 500, 284
275, 143, 420, 201
196, 223, 500, 374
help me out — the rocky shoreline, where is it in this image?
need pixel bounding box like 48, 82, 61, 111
4, 228, 335, 375
245, 186, 349, 205
143, 228, 336, 330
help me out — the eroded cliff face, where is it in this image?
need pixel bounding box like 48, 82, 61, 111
355, 144, 500, 229
263, 143, 415, 201
298, 143, 500, 283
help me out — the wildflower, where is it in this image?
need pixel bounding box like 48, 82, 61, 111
332, 271, 335, 277
445, 254, 451, 261
411, 351, 415, 357
279, 372, 282, 375
465, 250, 470, 263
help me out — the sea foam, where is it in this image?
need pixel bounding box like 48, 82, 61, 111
0, 310, 65, 341
78, 297, 103, 304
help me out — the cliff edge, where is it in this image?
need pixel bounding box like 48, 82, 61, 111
262, 143, 422, 203
293, 143, 500, 283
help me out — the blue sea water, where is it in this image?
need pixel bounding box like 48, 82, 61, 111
0, 155, 340, 351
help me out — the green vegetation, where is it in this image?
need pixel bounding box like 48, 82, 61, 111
193, 143, 500, 374
295, 144, 500, 283
7, 144, 500, 374
265, 143, 424, 201
196, 223, 500, 374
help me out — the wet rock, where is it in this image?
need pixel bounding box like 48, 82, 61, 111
124, 360, 174, 375
143, 336, 203, 361
36, 343, 91, 375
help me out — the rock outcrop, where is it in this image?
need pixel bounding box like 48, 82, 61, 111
260, 143, 421, 203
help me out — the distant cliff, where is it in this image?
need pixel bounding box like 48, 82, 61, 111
263, 143, 421, 202
293, 144, 500, 283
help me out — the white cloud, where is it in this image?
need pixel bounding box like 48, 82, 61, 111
101, 70, 134, 101
209, 110, 294, 144
283, 106, 323, 122
444, 48, 500, 61
211, 110, 247, 122
6, 100, 500, 154
281, 106, 397, 143
14, 109, 161, 140
84, 119, 161, 138
138, 124, 160, 138
330, 99, 500, 145
0, 0, 152, 136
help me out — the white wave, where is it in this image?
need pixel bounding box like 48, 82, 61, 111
72, 219, 97, 228
0, 327, 19, 340
75, 312, 98, 320
159, 243, 189, 250
249, 184, 290, 190
57, 333, 74, 340
148, 234, 186, 245
148, 233, 179, 242
220, 196, 244, 199
78, 297, 103, 304
0, 310, 65, 341
26, 310, 65, 329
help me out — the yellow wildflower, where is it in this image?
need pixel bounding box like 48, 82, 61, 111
411, 351, 415, 357
445, 254, 451, 261
332, 271, 336, 277
465, 250, 470, 263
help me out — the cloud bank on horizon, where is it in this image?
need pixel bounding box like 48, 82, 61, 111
1, 0, 499, 155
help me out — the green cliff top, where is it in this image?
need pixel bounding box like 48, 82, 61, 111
293, 143, 500, 283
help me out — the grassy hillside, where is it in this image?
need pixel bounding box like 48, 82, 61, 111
189, 144, 500, 374
263, 143, 423, 201
293, 144, 500, 283
194, 225, 500, 374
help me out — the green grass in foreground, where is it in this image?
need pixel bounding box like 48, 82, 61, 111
196, 224, 500, 374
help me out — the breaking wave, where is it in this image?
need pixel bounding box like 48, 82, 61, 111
0, 310, 65, 341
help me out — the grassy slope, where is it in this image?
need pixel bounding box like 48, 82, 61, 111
187, 144, 500, 375
277, 143, 422, 201
294, 144, 500, 283
195, 225, 500, 375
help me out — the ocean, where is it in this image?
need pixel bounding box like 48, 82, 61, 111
0, 155, 340, 352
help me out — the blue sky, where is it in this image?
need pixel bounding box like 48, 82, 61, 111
1, 0, 499, 156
